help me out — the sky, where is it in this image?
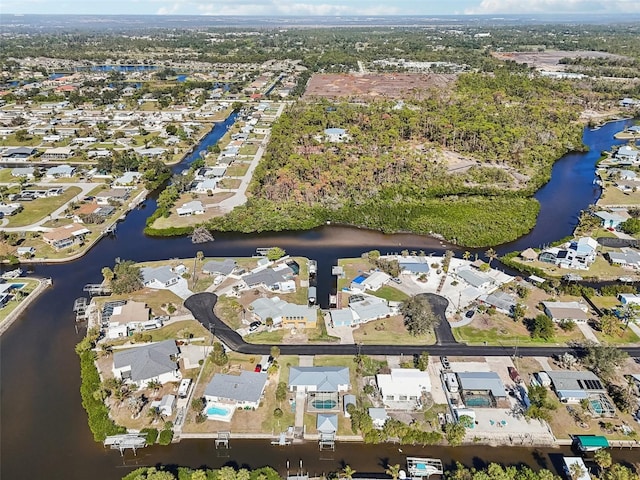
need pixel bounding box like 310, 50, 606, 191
4, 0, 640, 16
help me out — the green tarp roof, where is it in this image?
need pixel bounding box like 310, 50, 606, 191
576, 436, 609, 448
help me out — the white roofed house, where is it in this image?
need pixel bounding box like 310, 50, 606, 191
95, 188, 130, 205
43, 223, 90, 250
0, 203, 23, 217
288, 366, 350, 394
113, 171, 142, 186
594, 211, 628, 229
141, 265, 180, 289
606, 249, 640, 268
45, 164, 75, 178
324, 128, 349, 143
193, 178, 218, 193
376, 368, 431, 409
176, 200, 205, 217
249, 297, 317, 329
350, 271, 391, 293
616, 145, 639, 163
202, 259, 237, 276
204, 371, 268, 410
112, 340, 181, 389
11, 166, 35, 178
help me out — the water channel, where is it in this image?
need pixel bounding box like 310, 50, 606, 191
0, 117, 638, 479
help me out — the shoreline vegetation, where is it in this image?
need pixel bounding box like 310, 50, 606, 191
202, 72, 592, 247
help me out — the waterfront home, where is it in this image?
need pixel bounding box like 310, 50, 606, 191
176, 200, 205, 217
606, 248, 640, 268
350, 271, 390, 293
42, 147, 73, 160
16, 246, 35, 257
113, 171, 142, 186
135, 147, 166, 157
545, 370, 610, 409
397, 255, 430, 274
112, 340, 181, 389
45, 164, 75, 178
204, 370, 267, 409
3, 146, 36, 159
96, 188, 129, 205
140, 265, 180, 289
349, 296, 393, 324
616, 145, 639, 163
202, 259, 237, 276
456, 267, 494, 289
241, 264, 295, 291
193, 178, 218, 193
108, 301, 150, 325
594, 210, 628, 229
457, 372, 507, 407
43, 223, 90, 250
11, 166, 35, 178
620, 97, 640, 108
539, 237, 598, 270
249, 297, 317, 329
542, 301, 590, 323
607, 168, 637, 181
376, 369, 431, 408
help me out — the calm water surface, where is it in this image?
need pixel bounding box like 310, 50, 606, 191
1, 119, 637, 480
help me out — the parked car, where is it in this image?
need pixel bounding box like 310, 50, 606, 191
391, 277, 402, 284
440, 356, 450, 369
249, 321, 261, 332
254, 364, 262, 372
465, 309, 475, 319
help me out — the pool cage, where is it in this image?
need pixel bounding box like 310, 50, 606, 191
587, 394, 616, 417
306, 391, 340, 413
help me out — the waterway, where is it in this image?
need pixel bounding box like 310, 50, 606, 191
1, 118, 638, 480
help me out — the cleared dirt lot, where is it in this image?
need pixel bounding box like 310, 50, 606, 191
491, 50, 627, 71
303, 73, 455, 100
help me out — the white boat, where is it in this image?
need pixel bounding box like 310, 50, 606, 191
1, 268, 23, 279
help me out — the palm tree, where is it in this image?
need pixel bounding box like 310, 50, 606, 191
569, 462, 587, 480
594, 448, 612, 473
147, 379, 162, 392
462, 251, 471, 261
385, 464, 400, 480
484, 248, 497, 266
341, 465, 356, 480
147, 406, 164, 424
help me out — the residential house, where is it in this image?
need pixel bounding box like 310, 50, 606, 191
457, 372, 507, 406
96, 188, 129, 205
242, 264, 295, 291
141, 265, 180, 289
113, 171, 142, 186
606, 248, 640, 268
43, 223, 90, 250
45, 164, 75, 178
376, 369, 432, 407
204, 371, 268, 409
202, 259, 237, 276
619, 293, 640, 306
539, 237, 598, 270
288, 366, 350, 393
349, 296, 393, 324
112, 340, 181, 388
193, 178, 218, 193
16, 246, 35, 257
11, 167, 35, 178
456, 267, 493, 289
545, 370, 608, 404
594, 211, 627, 229
249, 297, 317, 329
616, 145, 639, 163
542, 301, 590, 323
479, 291, 517, 315
176, 200, 205, 217
0, 203, 23, 217
350, 271, 390, 293
398, 256, 430, 274
324, 128, 349, 143
329, 308, 356, 327
109, 301, 150, 326
3, 147, 36, 159
42, 147, 73, 160
135, 147, 166, 157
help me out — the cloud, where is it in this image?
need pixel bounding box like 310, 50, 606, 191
465, 0, 640, 13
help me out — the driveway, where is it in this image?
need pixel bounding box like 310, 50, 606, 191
169, 278, 194, 300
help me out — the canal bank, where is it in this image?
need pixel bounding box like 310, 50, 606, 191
1, 120, 639, 480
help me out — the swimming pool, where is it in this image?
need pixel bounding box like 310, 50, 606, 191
205, 402, 235, 422
10, 283, 25, 290
311, 399, 337, 410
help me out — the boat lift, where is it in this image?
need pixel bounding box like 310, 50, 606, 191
406, 457, 443, 479
104, 434, 147, 456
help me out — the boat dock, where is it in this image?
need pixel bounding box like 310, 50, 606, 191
406, 457, 444, 478
270, 432, 292, 446
83, 284, 112, 296
73, 297, 89, 321
104, 434, 147, 456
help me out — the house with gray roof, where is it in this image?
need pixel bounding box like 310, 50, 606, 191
202, 259, 237, 276
368, 408, 389, 429
11, 166, 35, 178
45, 164, 75, 178
141, 265, 180, 289
606, 248, 640, 268
545, 370, 607, 404
204, 371, 268, 409
176, 200, 204, 217
330, 308, 355, 327
457, 371, 507, 406
456, 268, 493, 289
112, 340, 181, 388
288, 366, 350, 393
479, 291, 517, 315
3, 146, 36, 159
250, 297, 317, 329
242, 265, 294, 290
350, 297, 393, 324
398, 256, 430, 274
594, 211, 628, 229
542, 301, 590, 323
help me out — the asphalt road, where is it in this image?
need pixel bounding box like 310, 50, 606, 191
184, 292, 640, 358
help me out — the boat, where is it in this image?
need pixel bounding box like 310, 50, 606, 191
619, 277, 634, 283
1, 268, 23, 279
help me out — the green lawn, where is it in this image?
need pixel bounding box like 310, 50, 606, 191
239, 144, 259, 156
589, 296, 621, 311
371, 285, 409, 302
6, 186, 82, 227
0, 134, 42, 146
353, 316, 435, 345
593, 326, 640, 344
218, 178, 241, 189
0, 169, 17, 182
225, 162, 250, 177
213, 295, 244, 329
0, 279, 39, 325
598, 184, 640, 206
244, 330, 285, 344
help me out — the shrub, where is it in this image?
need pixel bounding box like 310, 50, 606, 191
141, 428, 158, 444
157, 429, 173, 445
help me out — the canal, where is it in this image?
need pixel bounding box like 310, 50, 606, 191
0, 119, 638, 479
